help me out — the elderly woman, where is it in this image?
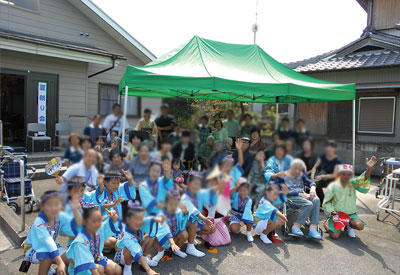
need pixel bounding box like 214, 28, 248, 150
249, 127, 265, 156
264, 143, 293, 185
281, 159, 321, 239
129, 142, 152, 184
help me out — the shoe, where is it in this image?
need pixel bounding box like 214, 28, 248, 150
246, 232, 254, 242
308, 230, 322, 240
186, 244, 205, 257
347, 225, 356, 238
291, 228, 304, 236
271, 235, 282, 243
260, 234, 272, 244
47, 267, 56, 275
173, 250, 188, 258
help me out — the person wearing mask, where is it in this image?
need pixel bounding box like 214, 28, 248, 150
103, 103, 130, 142
171, 131, 196, 170
83, 114, 107, 147
136, 108, 158, 139
311, 140, 342, 205
240, 114, 256, 137
249, 127, 265, 156
233, 137, 254, 177
223, 109, 240, 145
296, 138, 317, 176
155, 104, 174, 144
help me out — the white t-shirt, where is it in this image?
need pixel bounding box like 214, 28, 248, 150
103, 114, 130, 140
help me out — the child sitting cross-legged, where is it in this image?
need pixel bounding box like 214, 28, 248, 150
114, 201, 166, 275
67, 204, 122, 275
253, 184, 288, 244
229, 178, 254, 242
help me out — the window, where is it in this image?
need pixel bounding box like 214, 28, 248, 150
99, 84, 140, 117
0, 0, 40, 12
358, 97, 396, 134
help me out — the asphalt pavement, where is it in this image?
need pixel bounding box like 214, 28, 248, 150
0, 179, 398, 275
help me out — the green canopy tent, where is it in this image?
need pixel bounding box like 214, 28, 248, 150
119, 36, 357, 166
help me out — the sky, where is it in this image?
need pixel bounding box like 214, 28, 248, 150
92, 0, 367, 63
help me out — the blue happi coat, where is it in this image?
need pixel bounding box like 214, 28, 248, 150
138, 176, 173, 215
67, 219, 120, 275
25, 211, 79, 262
181, 189, 218, 229
230, 192, 253, 224
229, 164, 244, 190
254, 192, 287, 222
264, 155, 293, 184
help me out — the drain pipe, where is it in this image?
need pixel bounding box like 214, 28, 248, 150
88, 55, 117, 78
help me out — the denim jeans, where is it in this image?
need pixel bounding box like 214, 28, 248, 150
288, 196, 320, 225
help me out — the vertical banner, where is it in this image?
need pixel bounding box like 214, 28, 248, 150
38, 82, 47, 135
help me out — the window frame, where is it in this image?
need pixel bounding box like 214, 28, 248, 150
357, 96, 396, 135
98, 83, 141, 118
0, 0, 40, 14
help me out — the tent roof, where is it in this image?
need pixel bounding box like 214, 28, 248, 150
119, 36, 355, 103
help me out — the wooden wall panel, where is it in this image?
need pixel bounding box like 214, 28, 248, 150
297, 102, 328, 135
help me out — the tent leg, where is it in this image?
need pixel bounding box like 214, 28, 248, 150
352, 100, 356, 171
121, 86, 129, 153
275, 103, 279, 131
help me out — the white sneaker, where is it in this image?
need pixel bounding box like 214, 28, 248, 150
186, 243, 205, 257
123, 265, 132, 275
347, 225, 356, 238
246, 231, 254, 242
260, 234, 272, 244
145, 256, 158, 267
173, 250, 188, 258
47, 267, 56, 275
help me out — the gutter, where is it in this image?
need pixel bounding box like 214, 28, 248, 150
88, 55, 117, 78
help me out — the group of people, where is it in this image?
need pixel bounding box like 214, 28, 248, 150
24, 105, 378, 275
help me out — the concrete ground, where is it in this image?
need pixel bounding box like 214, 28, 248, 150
0, 179, 398, 274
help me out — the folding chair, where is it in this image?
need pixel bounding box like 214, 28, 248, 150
26, 123, 51, 152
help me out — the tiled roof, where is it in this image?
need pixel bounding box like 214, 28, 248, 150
286, 31, 400, 73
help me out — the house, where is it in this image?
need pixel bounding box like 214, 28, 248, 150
0, 0, 161, 149
286, 0, 400, 173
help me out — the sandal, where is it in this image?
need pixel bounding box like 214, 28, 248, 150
291, 228, 304, 236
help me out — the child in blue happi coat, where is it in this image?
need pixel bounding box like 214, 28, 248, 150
229, 178, 254, 242
96, 169, 136, 250
24, 190, 82, 275
66, 204, 122, 275
253, 185, 288, 244
114, 201, 166, 275
138, 158, 173, 215
151, 189, 189, 263
181, 169, 224, 257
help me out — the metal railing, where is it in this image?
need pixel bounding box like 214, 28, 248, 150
0, 147, 26, 231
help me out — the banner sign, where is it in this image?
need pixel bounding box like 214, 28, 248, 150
38, 82, 47, 135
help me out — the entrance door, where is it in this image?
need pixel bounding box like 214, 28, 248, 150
26, 72, 58, 144
0, 73, 26, 147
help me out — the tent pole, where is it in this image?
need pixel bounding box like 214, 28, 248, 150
121, 86, 129, 153
352, 99, 356, 170
275, 103, 279, 131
